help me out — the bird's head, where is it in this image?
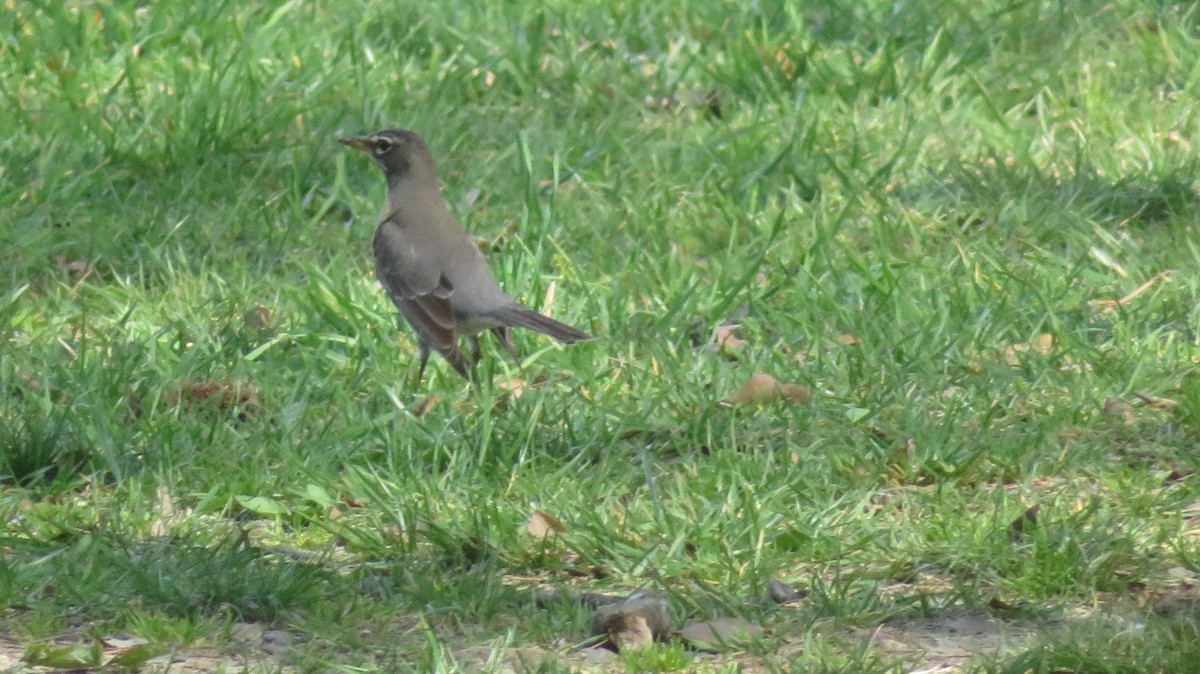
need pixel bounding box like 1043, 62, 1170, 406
339, 128, 434, 183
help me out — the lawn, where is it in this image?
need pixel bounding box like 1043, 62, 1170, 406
3, 0, 1200, 672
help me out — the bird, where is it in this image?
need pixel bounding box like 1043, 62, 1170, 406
339, 128, 592, 381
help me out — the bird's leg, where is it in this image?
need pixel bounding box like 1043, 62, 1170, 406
491, 326, 521, 365
468, 335, 483, 365
414, 341, 432, 384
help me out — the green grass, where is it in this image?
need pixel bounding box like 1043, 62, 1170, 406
3, 0, 1200, 671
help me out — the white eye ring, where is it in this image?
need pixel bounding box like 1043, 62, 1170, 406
372, 137, 393, 155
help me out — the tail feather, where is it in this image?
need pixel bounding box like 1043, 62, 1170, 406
494, 304, 592, 343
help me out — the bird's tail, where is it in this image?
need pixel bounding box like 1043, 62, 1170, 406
493, 304, 592, 343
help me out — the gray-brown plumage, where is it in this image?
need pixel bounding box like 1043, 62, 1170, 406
340, 128, 592, 381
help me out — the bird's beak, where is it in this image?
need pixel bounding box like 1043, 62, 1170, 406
339, 136, 371, 151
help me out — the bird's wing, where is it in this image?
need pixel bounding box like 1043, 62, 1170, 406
373, 218, 470, 373
373, 217, 443, 298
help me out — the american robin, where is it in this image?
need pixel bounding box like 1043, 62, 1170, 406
340, 129, 592, 380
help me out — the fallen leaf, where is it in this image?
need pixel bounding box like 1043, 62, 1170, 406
498, 378, 527, 400
166, 379, 260, 420
834, 333, 862, 346
724, 373, 812, 406
526, 510, 567, 539
1090, 270, 1173, 314
411, 393, 440, 418
541, 281, 557, 313
998, 334, 1054, 366
712, 324, 748, 351
678, 617, 763, 650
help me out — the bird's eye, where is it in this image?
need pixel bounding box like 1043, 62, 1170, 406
372, 138, 392, 155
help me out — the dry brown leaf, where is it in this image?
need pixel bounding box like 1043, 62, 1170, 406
998, 333, 1054, 366
751, 43, 798, 80
724, 373, 812, 406
1032, 333, 1054, 353
498, 378, 527, 399
1091, 270, 1173, 314
525, 510, 567, 539
411, 393, 440, 418
712, 323, 748, 351
835, 333, 862, 346
166, 379, 259, 419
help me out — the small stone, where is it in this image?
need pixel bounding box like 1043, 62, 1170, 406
767, 578, 806, 605
590, 590, 673, 644
603, 614, 653, 652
